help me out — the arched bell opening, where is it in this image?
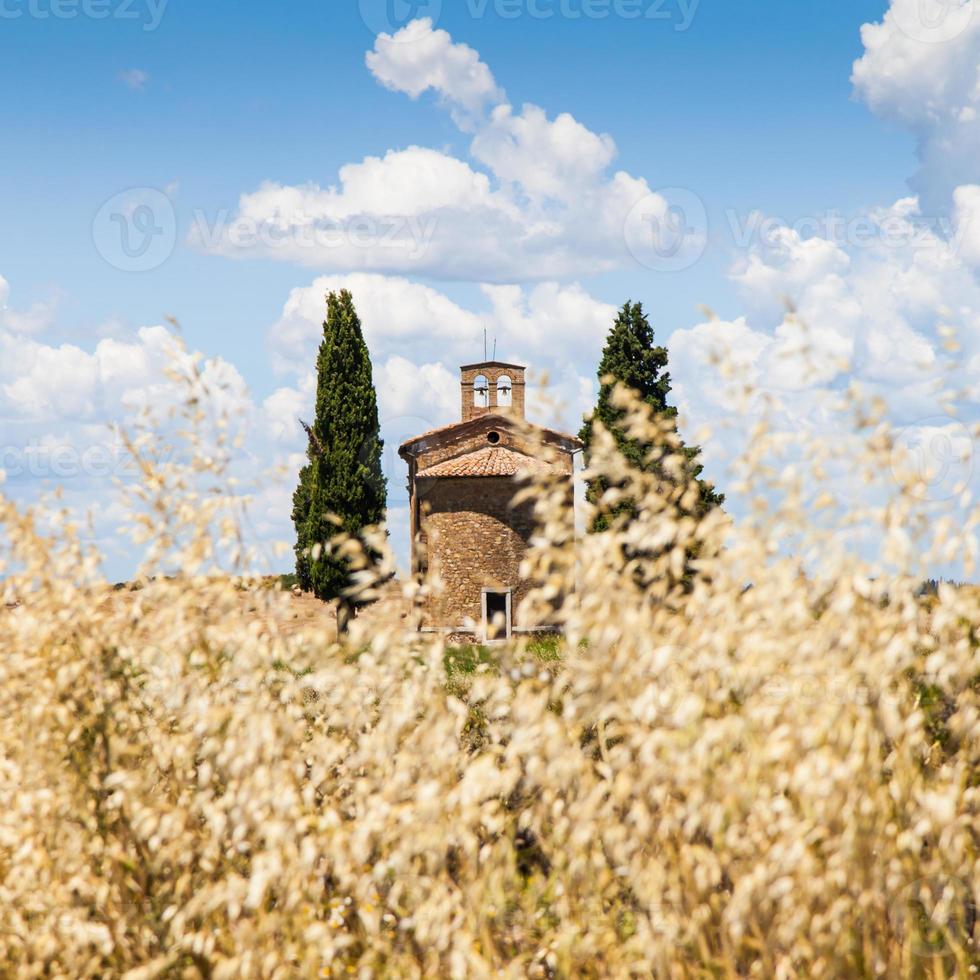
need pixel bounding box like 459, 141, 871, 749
473, 374, 490, 409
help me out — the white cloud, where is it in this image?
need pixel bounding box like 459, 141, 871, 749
953, 183, 980, 266
471, 103, 617, 202
375, 356, 459, 428
193, 18, 673, 282
0, 282, 274, 580
479, 281, 616, 367
669, 196, 980, 517
268, 273, 481, 376
367, 22, 616, 201
0, 322, 248, 426
0, 269, 608, 578
2, 343, 100, 419
852, 0, 980, 204
0, 275, 59, 336
13, 2, 980, 581
365, 18, 503, 120
262, 383, 313, 445
235, 148, 499, 222
267, 273, 610, 430
723, 198, 980, 386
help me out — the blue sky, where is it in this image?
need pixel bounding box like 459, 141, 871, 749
1, 0, 910, 376
1, 0, 978, 579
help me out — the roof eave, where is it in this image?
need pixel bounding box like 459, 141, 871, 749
459, 360, 526, 372
398, 413, 512, 459
399, 413, 583, 460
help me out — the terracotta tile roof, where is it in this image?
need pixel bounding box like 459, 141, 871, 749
417, 445, 555, 478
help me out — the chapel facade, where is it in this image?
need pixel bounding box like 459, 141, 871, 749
399, 361, 581, 640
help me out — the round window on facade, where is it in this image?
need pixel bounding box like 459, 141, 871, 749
487, 431, 501, 445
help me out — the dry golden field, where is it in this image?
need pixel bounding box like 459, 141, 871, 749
0, 365, 977, 978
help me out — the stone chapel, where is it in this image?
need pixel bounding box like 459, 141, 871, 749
399, 361, 581, 641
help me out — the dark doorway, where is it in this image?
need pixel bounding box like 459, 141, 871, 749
483, 589, 511, 641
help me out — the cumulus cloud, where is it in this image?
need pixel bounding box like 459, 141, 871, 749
1, 269, 612, 577
0, 281, 283, 579
192, 18, 672, 282
852, 0, 980, 204
669, 196, 980, 531
953, 183, 980, 266
674, 0, 980, 518
367, 21, 616, 197
14, 1, 980, 581
649, 0, 980, 576
0, 321, 250, 426
471, 103, 617, 202
260, 273, 609, 523
365, 18, 503, 120
0, 275, 59, 336
267, 272, 611, 433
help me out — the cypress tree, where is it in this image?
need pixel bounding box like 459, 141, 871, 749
579, 300, 723, 533
292, 290, 387, 627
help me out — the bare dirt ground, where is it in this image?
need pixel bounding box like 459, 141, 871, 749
269, 578, 417, 644
2, 577, 417, 648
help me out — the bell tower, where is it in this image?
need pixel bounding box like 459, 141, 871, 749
459, 361, 526, 422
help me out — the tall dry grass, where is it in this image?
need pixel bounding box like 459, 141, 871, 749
0, 341, 977, 978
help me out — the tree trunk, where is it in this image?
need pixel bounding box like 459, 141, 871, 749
336, 598, 353, 636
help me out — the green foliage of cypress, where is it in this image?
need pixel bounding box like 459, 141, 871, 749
291, 466, 314, 592
292, 290, 387, 609
579, 300, 723, 532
